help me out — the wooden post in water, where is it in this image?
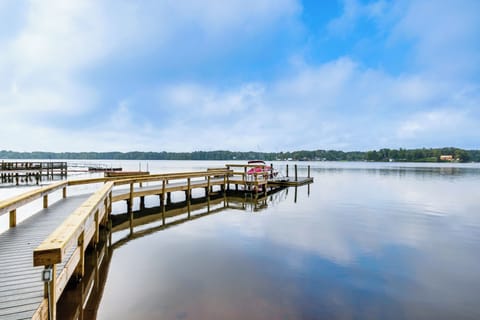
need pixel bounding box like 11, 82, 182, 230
308, 165, 311, 178
294, 164, 298, 182
286, 164, 289, 177
140, 196, 145, 210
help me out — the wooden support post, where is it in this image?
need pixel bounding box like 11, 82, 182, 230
187, 178, 191, 200
102, 197, 109, 226
15, 173, 19, 186
62, 186, 67, 199
45, 264, 57, 320
109, 191, 113, 215
43, 195, 48, 208
223, 175, 227, 195
162, 179, 166, 201
9, 209, 16, 228
207, 176, 211, 196
167, 192, 171, 205
286, 164, 289, 177
308, 165, 311, 178
265, 175, 268, 197
294, 164, 298, 182
94, 209, 99, 246
140, 196, 145, 210
128, 183, 134, 213
75, 232, 85, 278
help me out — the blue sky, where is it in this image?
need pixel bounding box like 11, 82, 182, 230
0, 0, 479, 152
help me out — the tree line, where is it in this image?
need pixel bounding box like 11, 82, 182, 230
0, 148, 478, 162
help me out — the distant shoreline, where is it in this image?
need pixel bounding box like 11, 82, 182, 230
1, 148, 478, 163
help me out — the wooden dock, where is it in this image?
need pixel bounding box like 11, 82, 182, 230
0, 162, 67, 186
0, 165, 313, 319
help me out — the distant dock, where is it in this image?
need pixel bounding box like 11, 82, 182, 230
0, 161, 67, 185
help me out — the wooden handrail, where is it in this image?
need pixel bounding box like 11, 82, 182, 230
112, 170, 231, 186
67, 169, 231, 187
0, 181, 68, 227
0, 181, 67, 216
32, 182, 113, 320
33, 181, 114, 266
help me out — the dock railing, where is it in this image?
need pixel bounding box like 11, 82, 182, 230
31, 169, 232, 319
0, 181, 68, 228
33, 182, 113, 320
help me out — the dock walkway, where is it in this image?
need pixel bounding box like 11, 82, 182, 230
0, 194, 90, 320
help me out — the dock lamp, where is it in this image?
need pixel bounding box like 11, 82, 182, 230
42, 267, 54, 320
42, 268, 53, 282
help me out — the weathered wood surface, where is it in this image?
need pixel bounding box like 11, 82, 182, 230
0, 194, 90, 320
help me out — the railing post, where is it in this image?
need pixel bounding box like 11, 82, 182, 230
62, 186, 67, 199
9, 209, 16, 228
94, 209, 99, 245
128, 183, 134, 213
207, 176, 211, 196
43, 194, 48, 208
187, 178, 191, 201
75, 232, 85, 278
162, 179, 166, 224
109, 191, 113, 215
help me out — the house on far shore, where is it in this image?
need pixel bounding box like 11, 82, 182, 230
440, 155, 454, 161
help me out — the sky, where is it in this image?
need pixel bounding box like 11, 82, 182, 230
0, 0, 479, 152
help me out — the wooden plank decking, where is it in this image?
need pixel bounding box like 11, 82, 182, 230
0, 194, 90, 320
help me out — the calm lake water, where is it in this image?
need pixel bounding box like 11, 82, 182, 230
2, 160, 480, 319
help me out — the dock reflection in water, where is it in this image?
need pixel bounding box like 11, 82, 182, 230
56, 187, 294, 320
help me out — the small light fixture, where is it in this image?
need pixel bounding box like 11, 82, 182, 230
42, 268, 53, 282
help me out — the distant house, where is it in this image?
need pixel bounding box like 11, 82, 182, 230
440, 155, 454, 161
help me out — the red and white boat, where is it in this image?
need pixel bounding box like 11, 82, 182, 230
246, 160, 278, 179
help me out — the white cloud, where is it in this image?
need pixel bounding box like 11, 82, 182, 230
397, 109, 468, 139
391, 0, 480, 79
0, 0, 478, 152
